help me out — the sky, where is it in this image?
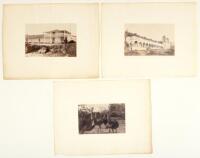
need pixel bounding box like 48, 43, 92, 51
79, 104, 109, 112
125, 24, 174, 43
26, 23, 76, 35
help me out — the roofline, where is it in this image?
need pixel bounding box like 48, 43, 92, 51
125, 31, 163, 44
44, 29, 71, 34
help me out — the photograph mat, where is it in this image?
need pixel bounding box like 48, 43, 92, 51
101, 2, 197, 77
54, 80, 152, 155
3, 3, 99, 79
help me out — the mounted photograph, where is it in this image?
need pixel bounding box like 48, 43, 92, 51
25, 23, 76, 57
124, 24, 175, 56
78, 103, 125, 134
54, 80, 152, 154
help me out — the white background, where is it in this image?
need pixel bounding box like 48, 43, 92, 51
0, 0, 200, 158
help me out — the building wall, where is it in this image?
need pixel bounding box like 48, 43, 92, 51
27, 38, 41, 44
27, 31, 76, 45
54, 37, 62, 44
44, 32, 71, 44
125, 35, 165, 51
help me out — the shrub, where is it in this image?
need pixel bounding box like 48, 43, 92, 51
25, 43, 41, 53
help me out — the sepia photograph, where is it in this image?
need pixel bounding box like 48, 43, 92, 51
78, 103, 125, 134
25, 23, 76, 57
124, 24, 175, 56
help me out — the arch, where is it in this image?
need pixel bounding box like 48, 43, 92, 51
134, 41, 138, 47
125, 36, 131, 44
139, 42, 142, 47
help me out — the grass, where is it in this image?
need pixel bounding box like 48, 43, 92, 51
83, 119, 125, 134
125, 48, 175, 56
25, 43, 76, 57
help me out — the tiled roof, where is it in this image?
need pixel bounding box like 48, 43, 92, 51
44, 29, 70, 34
125, 31, 163, 44
26, 34, 44, 39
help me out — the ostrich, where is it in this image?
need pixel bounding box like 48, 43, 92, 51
105, 113, 119, 133
91, 111, 111, 133
93, 112, 120, 133
79, 109, 119, 134
92, 112, 104, 133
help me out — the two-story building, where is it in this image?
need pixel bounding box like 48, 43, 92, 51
26, 29, 76, 45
